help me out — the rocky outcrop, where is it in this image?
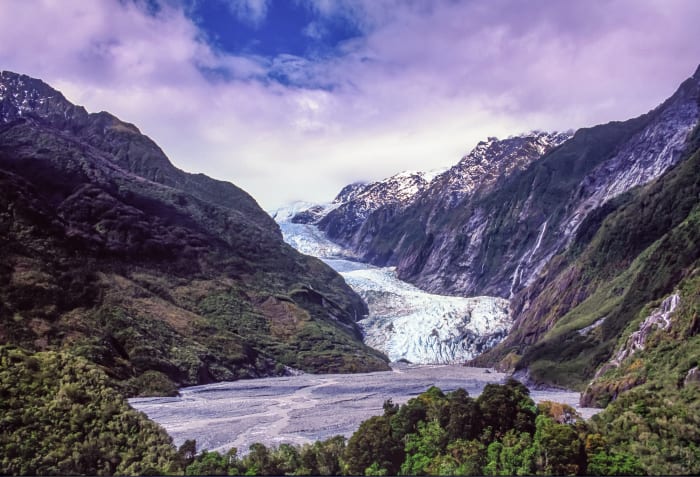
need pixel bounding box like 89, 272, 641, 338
317, 170, 440, 248
594, 293, 680, 379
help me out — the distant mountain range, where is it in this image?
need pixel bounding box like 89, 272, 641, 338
285, 64, 700, 405
0, 70, 389, 396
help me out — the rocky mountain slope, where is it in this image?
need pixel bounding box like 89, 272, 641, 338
375, 64, 699, 404
301, 68, 698, 302
288, 65, 700, 400
477, 119, 700, 391
316, 170, 443, 248
370, 72, 697, 297
290, 131, 573, 296
0, 70, 389, 396
296, 132, 567, 260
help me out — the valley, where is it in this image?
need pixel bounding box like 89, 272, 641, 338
1, 56, 699, 475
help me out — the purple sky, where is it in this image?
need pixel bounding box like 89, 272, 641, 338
1, 0, 699, 209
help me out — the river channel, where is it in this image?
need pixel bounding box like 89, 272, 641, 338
130, 364, 598, 454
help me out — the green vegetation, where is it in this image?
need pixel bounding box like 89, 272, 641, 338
0, 345, 178, 475
466, 131, 700, 475
3, 344, 695, 475
0, 94, 388, 399
476, 128, 700, 391
177, 381, 652, 476
580, 270, 700, 474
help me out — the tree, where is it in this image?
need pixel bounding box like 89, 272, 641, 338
476, 379, 537, 440
532, 415, 585, 475
176, 439, 197, 469
445, 439, 487, 476
482, 430, 535, 476
315, 436, 345, 475
243, 442, 280, 476
344, 415, 403, 476
444, 388, 481, 441
383, 398, 399, 417
400, 420, 448, 475
586, 451, 645, 476
272, 444, 301, 475
390, 396, 427, 442
185, 450, 228, 476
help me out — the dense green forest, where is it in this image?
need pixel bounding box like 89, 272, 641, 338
0, 346, 177, 475
2, 344, 698, 475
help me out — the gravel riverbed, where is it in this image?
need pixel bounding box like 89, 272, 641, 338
130, 365, 599, 454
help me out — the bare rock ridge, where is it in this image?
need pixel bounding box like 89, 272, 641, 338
0, 70, 389, 394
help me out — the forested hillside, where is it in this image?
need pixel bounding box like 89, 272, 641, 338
0, 71, 388, 397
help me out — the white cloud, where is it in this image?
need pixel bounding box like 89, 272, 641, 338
302, 21, 326, 40
222, 0, 270, 27
0, 0, 699, 210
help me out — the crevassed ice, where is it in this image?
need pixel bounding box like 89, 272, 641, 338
272, 215, 513, 364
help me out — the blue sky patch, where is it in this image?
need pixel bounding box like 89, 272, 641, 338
188, 1, 362, 61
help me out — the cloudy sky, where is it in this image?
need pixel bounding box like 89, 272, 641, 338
1, 0, 699, 209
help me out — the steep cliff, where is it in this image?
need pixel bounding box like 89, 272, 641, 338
291, 66, 700, 397
477, 121, 700, 392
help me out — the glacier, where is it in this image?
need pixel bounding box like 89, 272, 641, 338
271, 207, 512, 364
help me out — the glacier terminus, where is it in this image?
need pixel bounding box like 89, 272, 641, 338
271, 201, 512, 364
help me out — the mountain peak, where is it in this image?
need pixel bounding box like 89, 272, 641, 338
1, 70, 66, 107
423, 130, 573, 209
0, 70, 88, 127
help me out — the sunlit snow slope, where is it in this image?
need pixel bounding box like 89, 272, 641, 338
271, 204, 512, 364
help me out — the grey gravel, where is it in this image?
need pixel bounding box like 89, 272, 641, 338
130, 365, 599, 454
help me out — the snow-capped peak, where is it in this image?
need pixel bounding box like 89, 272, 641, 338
269, 201, 324, 223
427, 130, 573, 208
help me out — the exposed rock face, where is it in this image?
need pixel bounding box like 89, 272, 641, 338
294, 132, 572, 297
482, 69, 700, 373
594, 293, 680, 379
423, 132, 572, 211
339, 69, 700, 301
685, 367, 700, 387
561, 74, 700, 242
365, 131, 579, 296
317, 170, 440, 249
282, 65, 700, 395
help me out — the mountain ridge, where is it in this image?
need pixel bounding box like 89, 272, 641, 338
0, 70, 390, 395
284, 65, 700, 399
